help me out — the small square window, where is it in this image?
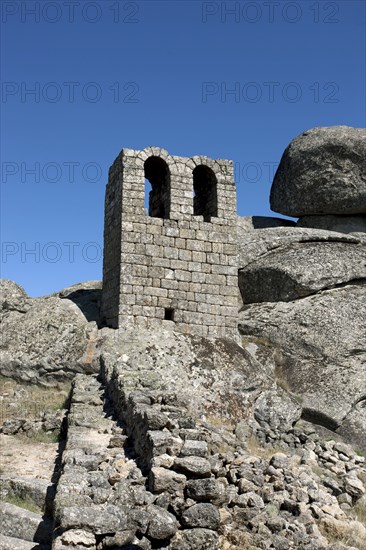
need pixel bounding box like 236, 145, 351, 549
164, 308, 175, 321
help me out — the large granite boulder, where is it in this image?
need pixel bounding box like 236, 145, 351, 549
239, 239, 366, 303
238, 284, 366, 451
0, 280, 100, 385
52, 280, 102, 325
270, 126, 366, 216
237, 225, 360, 276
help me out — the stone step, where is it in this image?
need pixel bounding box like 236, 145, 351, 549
0, 502, 52, 545
0, 533, 50, 549
0, 475, 55, 515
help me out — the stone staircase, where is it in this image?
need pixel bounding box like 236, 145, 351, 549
52, 371, 223, 549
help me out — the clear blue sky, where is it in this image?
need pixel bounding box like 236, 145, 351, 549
1, 0, 365, 296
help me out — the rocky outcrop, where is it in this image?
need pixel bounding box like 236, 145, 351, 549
98, 326, 277, 425
0, 280, 100, 385
297, 214, 366, 234
270, 126, 366, 216
237, 225, 360, 271
239, 284, 366, 451
237, 210, 366, 453
237, 216, 296, 232
52, 280, 102, 325
236, 126, 366, 453
0, 279, 30, 313
239, 239, 366, 303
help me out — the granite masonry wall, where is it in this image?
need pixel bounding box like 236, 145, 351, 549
101, 146, 238, 340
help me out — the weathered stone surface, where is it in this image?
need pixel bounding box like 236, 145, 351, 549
185, 479, 224, 502
337, 401, 366, 452
180, 439, 208, 458
181, 503, 220, 530
297, 214, 366, 234
253, 387, 302, 433
59, 504, 128, 534
0, 501, 52, 544
100, 326, 271, 429
0, 279, 30, 313
170, 528, 219, 550
239, 284, 366, 451
54, 280, 102, 325
239, 241, 366, 303
344, 476, 365, 499
237, 226, 360, 271
14, 339, 365, 550
270, 126, 366, 216
233, 491, 265, 508
55, 528, 96, 547
174, 457, 212, 478
146, 505, 178, 539
0, 475, 53, 513
0, 289, 99, 384
0, 534, 49, 550
238, 216, 296, 232
149, 467, 186, 494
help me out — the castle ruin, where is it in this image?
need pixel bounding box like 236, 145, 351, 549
101, 146, 238, 340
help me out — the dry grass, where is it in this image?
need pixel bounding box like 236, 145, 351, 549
4, 494, 42, 514
356, 469, 366, 487
0, 375, 70, 424
245, 433, 285, 460
16, 430, 60, 444
205, 413, 235, 432
319, 517, 366, 548
351, 500, 366, 527
220, 531, 258, 550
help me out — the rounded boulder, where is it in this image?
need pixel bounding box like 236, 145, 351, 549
270, 126, 366, 216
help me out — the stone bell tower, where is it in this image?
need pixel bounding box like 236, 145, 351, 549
101, 146, 238, 339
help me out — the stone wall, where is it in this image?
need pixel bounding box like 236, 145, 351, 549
101, 146, 238, 340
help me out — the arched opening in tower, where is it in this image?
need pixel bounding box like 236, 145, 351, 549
144, 156, 171, 219
193, 165, 218, 222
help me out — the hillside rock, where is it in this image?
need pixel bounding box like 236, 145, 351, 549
239, 284, 366, 451
270, 126, 366, 216
237, 215, 296, 232
297, 214, 366, 234
237, 226, 360, 271
0, 279, 30, 313
53, 280, 102, 325
100, 326, 270, 425
0, 283, 100, 384
239, 240, 366, 303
